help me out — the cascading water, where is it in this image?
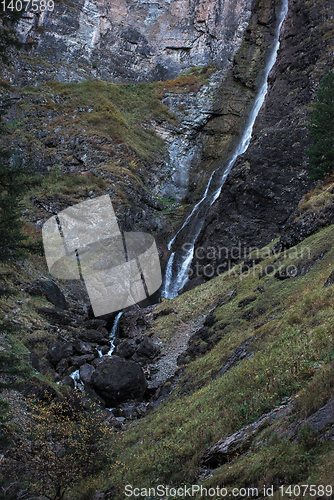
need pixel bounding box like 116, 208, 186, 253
107, 311, 123, 355
97, 310, 123, 357
162, 0, 289, 299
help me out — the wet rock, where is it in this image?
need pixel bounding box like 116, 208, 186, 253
91, 356, 147, 406
190, 0, 333, 283
26, 280, 68, 310
79, 363, 95, 385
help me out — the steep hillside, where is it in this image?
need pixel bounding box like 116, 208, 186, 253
1, 0, 334, 497
73, 213, 334, 498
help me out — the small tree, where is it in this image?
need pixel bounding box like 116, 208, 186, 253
1, 392, 115, 499
306, 70, 334, 180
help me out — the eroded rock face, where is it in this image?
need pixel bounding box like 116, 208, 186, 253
189, 0, 334, 285
17, 0, 252, 83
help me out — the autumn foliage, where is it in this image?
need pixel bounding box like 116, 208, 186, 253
1, 391, 115, 499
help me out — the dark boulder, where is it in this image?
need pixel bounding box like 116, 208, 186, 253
72, 338, 94, 356
36, 307, 72, 325
91, 356, 147, 405
79, 363, 95, 385
47, 341, 74, 368
70, 354, 95, 368
27, 280, 68, 310
115, 339, 137, 359
80, 329, 109, 344
324, 271, 334, 287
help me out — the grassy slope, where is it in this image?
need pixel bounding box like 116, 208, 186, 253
79, 219, 334, 498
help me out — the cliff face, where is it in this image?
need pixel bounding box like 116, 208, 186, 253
189, 0, 334, 283
16, 0, 252, 83
4, 0, 286, 244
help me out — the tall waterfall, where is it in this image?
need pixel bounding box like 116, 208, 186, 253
162, 0, 289, 299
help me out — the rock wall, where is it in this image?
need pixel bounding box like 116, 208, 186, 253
189, 0, 334, 282
15, 0, 253, 83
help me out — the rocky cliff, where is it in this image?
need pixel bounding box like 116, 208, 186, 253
189, 0, 334, 284
15, 0, 252, 83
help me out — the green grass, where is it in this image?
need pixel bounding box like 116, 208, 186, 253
79, 223, 334, 498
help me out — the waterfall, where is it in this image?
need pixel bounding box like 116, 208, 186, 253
106, 311, 123, 356
162, 0, 289, 299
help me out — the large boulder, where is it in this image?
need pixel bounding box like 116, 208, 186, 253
91, 356, 147, 406
27, 279, 68, 310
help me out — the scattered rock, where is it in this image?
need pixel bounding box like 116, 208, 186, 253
47, 341, 74, 368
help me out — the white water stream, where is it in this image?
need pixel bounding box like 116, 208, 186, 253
162, 0, 289, 299
71, 311, 123, 387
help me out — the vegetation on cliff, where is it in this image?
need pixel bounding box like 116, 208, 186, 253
307, 71, 334, 180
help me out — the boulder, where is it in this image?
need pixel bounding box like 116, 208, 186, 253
61, 375, 75, 388
27, 280, 68, 310
115, 339, 137, 359
47, 341, 74, 368
91, 356, 147, 405
136, 337, 160, 359
73, 338, 94, 356
79, 363, 95, 385
70, 354, 95, 368
80, 329, 109, 344
37, 307, 72, 325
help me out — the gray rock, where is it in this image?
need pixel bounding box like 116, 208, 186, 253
80, 329, 109, 344
306, 396, 334, 433
79, 363, 95, 385
91, 356, 147, 406
71, 354, 95, 368
73, 338, 94, 356
61, 375, 75, 388
27, 279, 68, 310
202, 404, 291, 467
